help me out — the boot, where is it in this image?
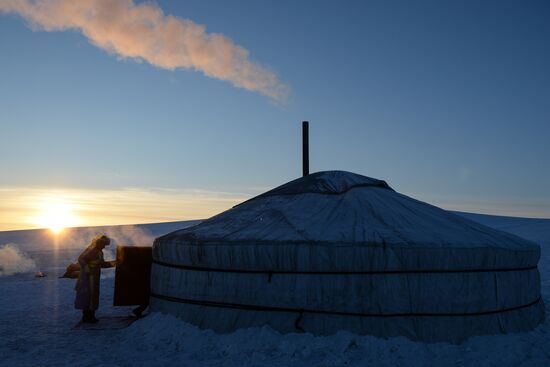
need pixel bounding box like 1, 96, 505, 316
82, 310, 99, 324
81, 310, 91, 323
89, 310, 99, 324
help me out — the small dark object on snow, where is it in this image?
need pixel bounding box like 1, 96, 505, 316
81, 310, 99, 324
35, 271, 46, 278
60, 263, 81, 278
132, 304, 149, 318
73, 315, 142, 330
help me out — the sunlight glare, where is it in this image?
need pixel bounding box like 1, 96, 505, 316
34, 197, 79, 234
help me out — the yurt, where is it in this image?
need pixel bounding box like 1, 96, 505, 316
150, 171, 544, 342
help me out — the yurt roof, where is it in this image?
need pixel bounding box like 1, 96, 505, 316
158, 171, 536, 252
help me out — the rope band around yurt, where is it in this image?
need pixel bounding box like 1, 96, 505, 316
152, 259, 537, 276
150, 292, 542, 319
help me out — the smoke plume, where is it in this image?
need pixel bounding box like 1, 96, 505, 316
63, 225, 155, 249
0, 244, 37, 276
58, 225, 156, 260
0, 0, 289, 102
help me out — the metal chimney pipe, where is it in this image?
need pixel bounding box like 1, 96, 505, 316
302, 121, 309, 177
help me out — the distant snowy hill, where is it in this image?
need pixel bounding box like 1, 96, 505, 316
454, 211, 550, 245
0, 220, 201, 251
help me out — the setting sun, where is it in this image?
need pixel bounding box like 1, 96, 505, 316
33, 197, 79, 233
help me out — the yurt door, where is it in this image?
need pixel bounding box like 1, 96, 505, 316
113, 246, 152, 307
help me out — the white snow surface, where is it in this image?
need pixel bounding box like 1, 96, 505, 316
0, 216, 549, 366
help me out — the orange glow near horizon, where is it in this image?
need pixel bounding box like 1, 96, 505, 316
32, 196, 80, 234
0, 187, 248, 232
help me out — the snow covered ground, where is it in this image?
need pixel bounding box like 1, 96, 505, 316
1, 215, 549, 367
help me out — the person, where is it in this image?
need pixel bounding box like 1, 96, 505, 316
74, 234, 117, 323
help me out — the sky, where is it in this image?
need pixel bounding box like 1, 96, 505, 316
0, 0, 549, 231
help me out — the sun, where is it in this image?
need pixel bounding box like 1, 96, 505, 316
34, 197, 79, 234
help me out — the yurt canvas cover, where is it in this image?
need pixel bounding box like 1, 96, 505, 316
151, 171, 544, 342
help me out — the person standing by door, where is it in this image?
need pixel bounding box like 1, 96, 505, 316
74, 234, 116, 323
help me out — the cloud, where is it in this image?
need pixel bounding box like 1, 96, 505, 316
0, 0, 289, 102
0, 244, 37, 276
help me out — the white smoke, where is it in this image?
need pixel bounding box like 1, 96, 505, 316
0, 244, 37, 276
63, 225, 155, 248
60, 225, 155, 259
0, 0, 289, 102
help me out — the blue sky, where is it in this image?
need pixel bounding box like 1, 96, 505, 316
0, 0, 549, 230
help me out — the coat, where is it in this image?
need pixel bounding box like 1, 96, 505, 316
74, 244, 114, 310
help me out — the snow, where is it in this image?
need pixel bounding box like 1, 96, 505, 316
1, 216, 549, 366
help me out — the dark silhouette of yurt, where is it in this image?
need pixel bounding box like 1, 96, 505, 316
150, 171, 544, 342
